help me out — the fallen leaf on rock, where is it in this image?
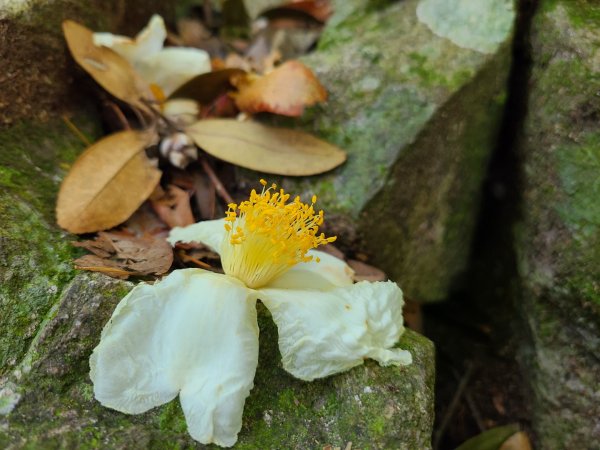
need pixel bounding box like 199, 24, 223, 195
347, 259, 387, 282
122, 202, 169, 238
230, 60, 327, 116
319, 243, 345, 260
73, 232, 173, 279
186, 119, 346, 175
150, 184, 195, 228
62, 20, 151, 111
56, 130, 161, 234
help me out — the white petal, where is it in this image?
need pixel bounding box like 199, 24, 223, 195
136, 47, 211, 96
163, 98, 200, 126
167, 218, 226, 255
260, 281, 411, 381
268, 249, 355, 290
93, 14, 166, 63
90, 269, 259, 447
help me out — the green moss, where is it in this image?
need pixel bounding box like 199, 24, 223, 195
236, 0, 514, 302
0, 117, 99, 376
3, 296, 434, 449
541, 0, 600, 27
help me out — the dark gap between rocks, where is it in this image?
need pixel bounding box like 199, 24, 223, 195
423, 0, 539, 448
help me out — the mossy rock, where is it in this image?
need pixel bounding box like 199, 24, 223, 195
241, 0, 516, 302
0, 272, 434, 449
516, 1, 600, 448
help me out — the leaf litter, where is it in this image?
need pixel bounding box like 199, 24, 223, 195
56, 1, 384, 283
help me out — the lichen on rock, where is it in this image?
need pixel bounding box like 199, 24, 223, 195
516, 1, 600, 448
1, 274, 434, 449
241, 0, 516, 302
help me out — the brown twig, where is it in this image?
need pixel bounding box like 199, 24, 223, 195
453, 367, 485, 432
131, 104, 149, 129
105, 101, 131, 130
200, 157, 234, 204
62, 115, 92, 146
433, 363, 475, 450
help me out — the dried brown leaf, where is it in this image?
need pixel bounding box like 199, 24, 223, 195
347, 259, 387, 282
186, 119, 346, 175
73, 232, 173, 279
62, 20, 151, 111
150, 185, 195, 229
231, 61, 326, 116
56, 130, 161, 234
272, 1, 333, 23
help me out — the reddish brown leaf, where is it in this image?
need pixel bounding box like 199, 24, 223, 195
347, 259, 387, 282
230, 60, 327, 116
263, 0, 333, 23
150, 185, 195, 229
56, 130, 161, 234
73, 232, 173, 279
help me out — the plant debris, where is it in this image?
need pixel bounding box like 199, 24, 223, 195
73, 232, 173, 279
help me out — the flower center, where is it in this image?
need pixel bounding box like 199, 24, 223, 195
220, 180, 336, 289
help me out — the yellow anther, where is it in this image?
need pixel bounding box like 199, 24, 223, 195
260, 179, 267, 186
220, 180, 335, 288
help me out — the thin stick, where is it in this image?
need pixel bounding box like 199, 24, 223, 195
106, 101, 131, 130
131, 104, 149, 129
453, 368, 485, 432
433, 363, 474, 450
200, 158, 234, 204
62, 115, 92, 146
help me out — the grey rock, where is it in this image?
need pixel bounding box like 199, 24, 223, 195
243, 0, 516, 302
516, 1, 600, 448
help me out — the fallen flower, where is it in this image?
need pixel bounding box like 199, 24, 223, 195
93, 14, 211, 97
90, 180, 411, 447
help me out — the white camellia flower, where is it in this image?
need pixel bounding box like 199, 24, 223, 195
90, 180, 412, 447
93, 14, 211, 97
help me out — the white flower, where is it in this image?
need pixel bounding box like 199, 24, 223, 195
93, 15, 211, 97
90, 181, 412, 447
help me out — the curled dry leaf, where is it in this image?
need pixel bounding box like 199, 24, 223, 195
62, 20, 152, 111
56, 130, 161, 234
73, 231, 173, 279
185, 119, 346, 175
150, 184, 196, 229
230, 60, 327, 116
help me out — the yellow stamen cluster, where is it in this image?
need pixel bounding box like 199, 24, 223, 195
221, 179, 336, 288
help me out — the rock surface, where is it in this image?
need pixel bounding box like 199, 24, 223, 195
0, 273, 435, 449
516, 1, 600, 448
246, 0, 516, 302
0, 2, 435, 448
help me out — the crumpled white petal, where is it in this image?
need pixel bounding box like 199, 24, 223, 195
135, 47, 211, 96
259, 280, 411, 381
93, 14, 166, 63
90, 269, 259, 447
168, 218, 225, 254
267, 249, 355, 290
